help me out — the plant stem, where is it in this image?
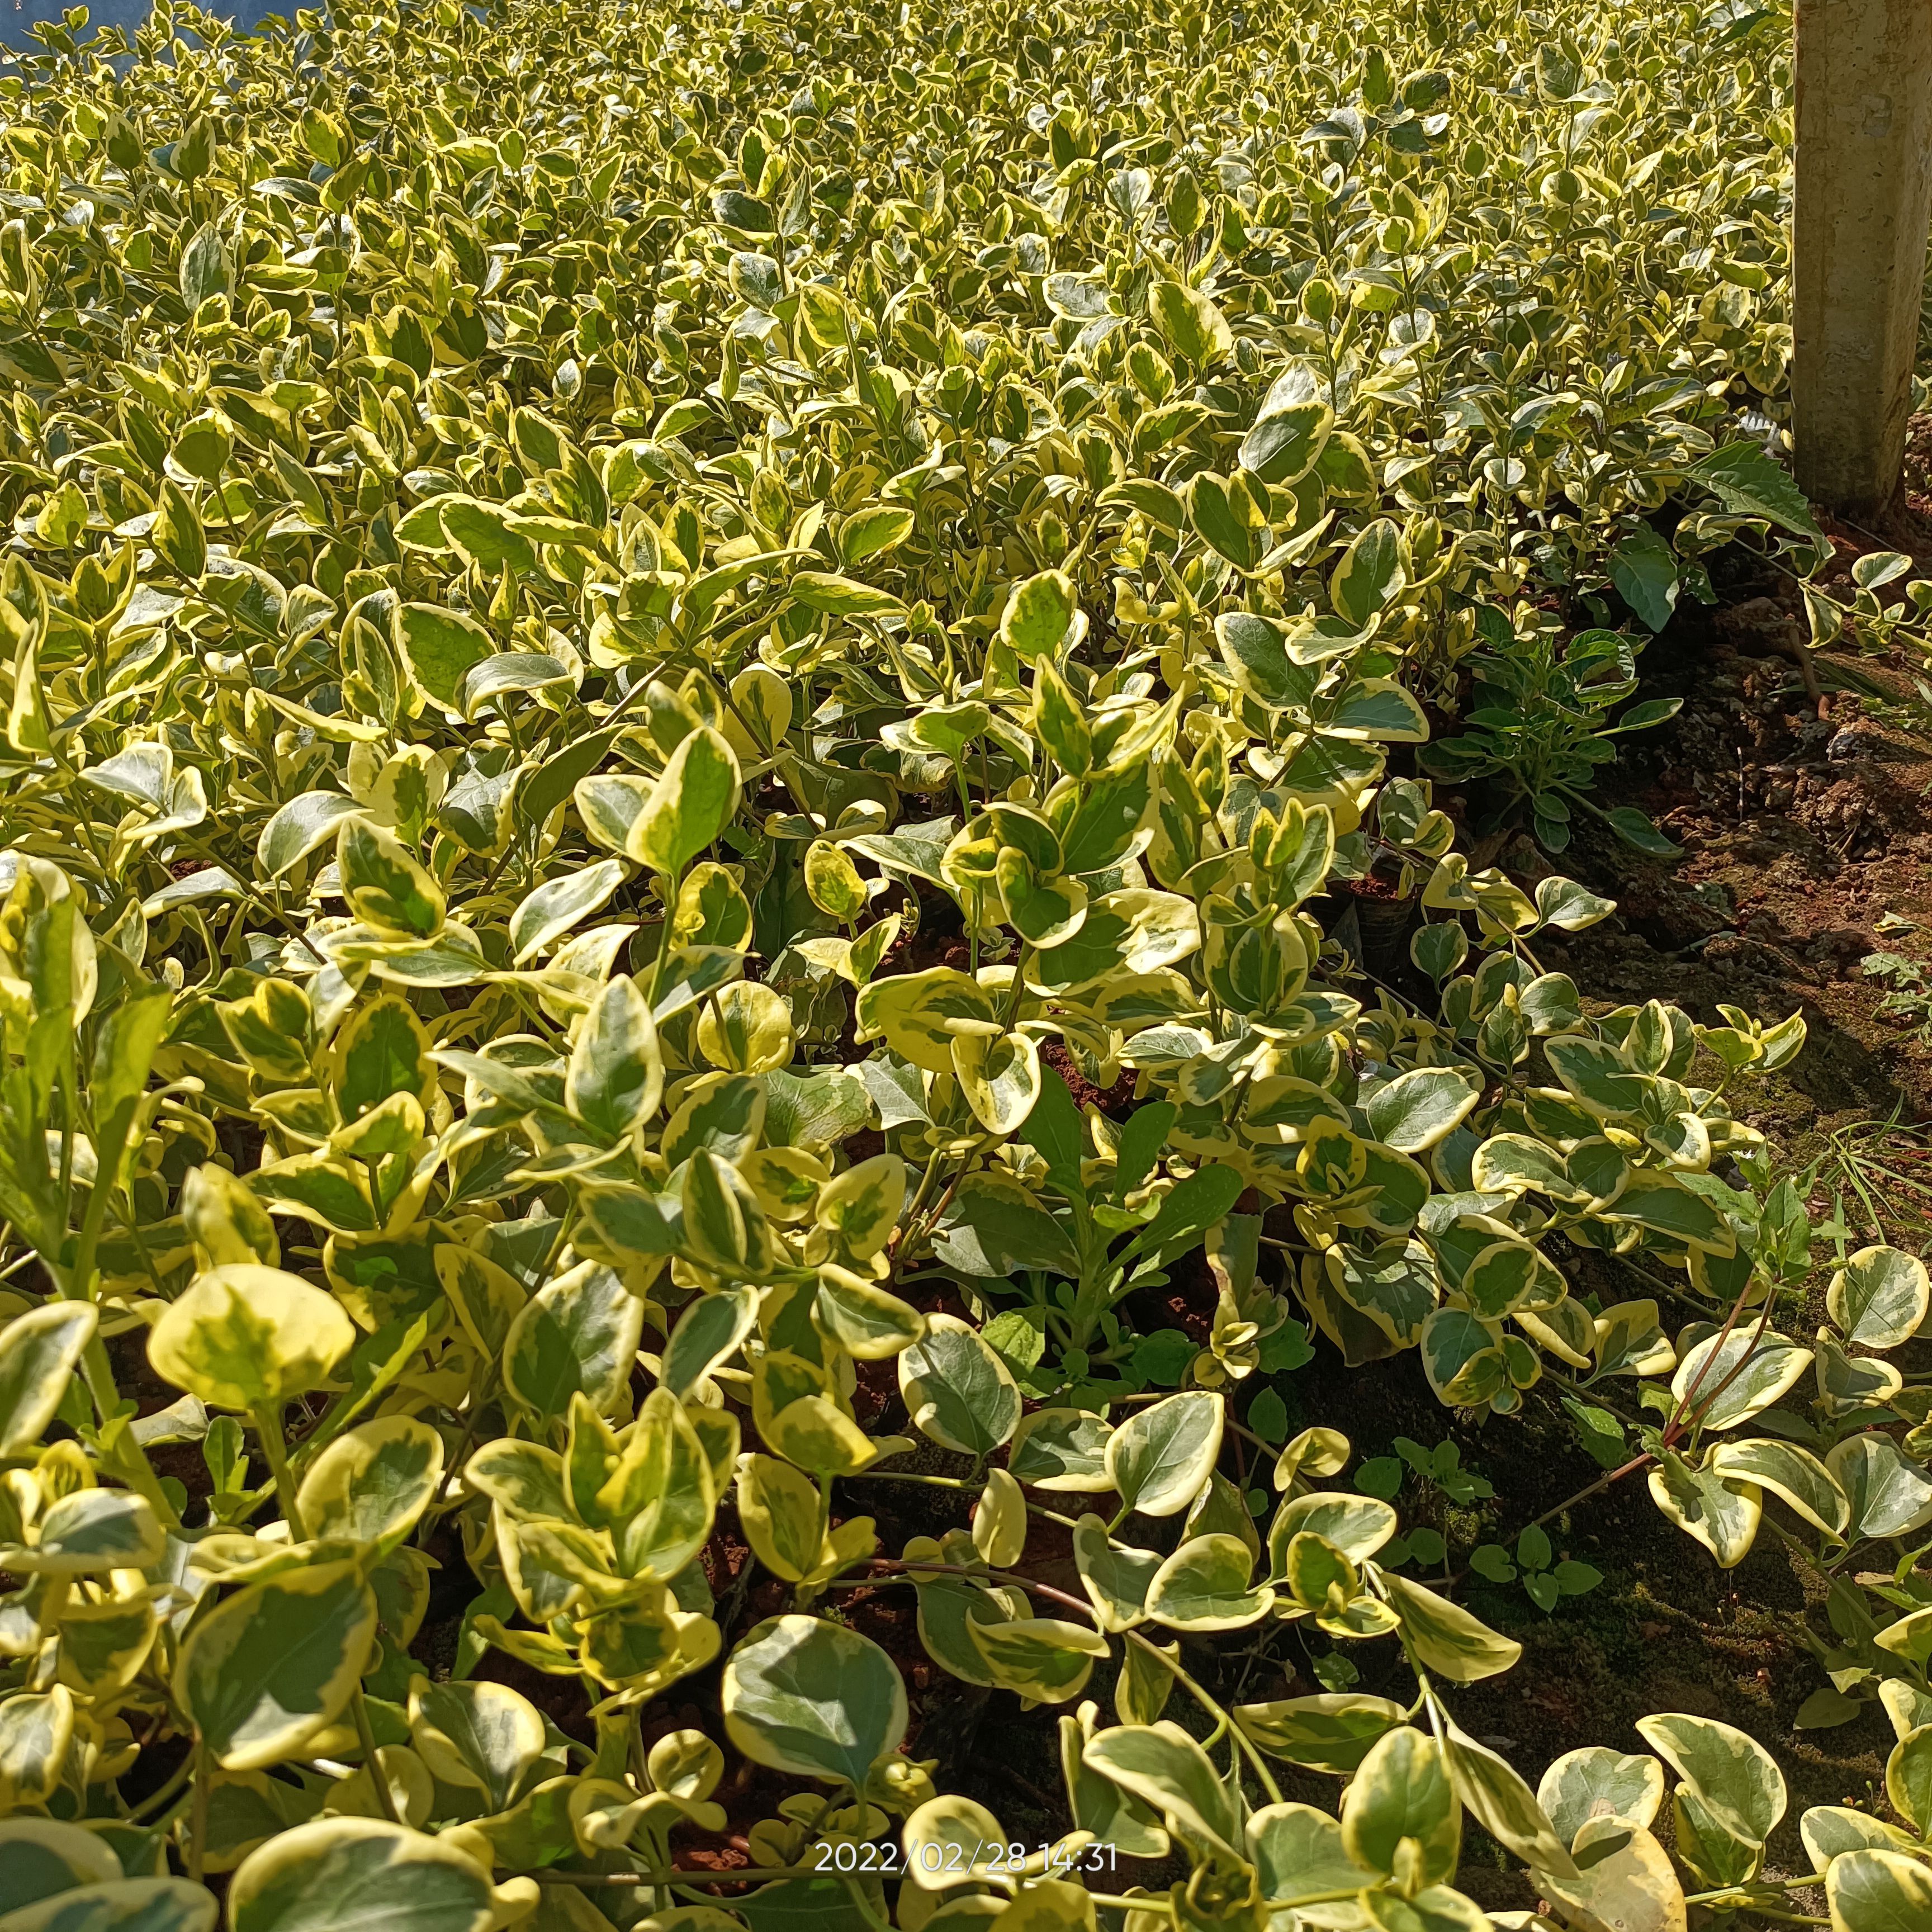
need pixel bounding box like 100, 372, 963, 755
188, 1740, 210, 1884
252, 1401, 307, 1538
847, 1469, 1081, 1531
127, 1751, 195, 1823
349, 1683, 403, 1825
830, 1557, 1284, 1805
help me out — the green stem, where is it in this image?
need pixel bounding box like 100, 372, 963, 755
349, 1683, 403, 1825
252, 1402, 307, 1539
647, 874, 680, 1003
849, 1469, 1081, 1531
831, 1558, 1284, 1805
418, 1366, 499, 1544
127, 1750, 195, 1822
188, 1740, 210, 1884
839, 1878, 896, 1932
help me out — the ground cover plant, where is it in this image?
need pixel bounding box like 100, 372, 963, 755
0, 0, 1930, 1928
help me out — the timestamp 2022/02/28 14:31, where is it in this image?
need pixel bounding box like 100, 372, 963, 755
811, 1839, 1127, 1877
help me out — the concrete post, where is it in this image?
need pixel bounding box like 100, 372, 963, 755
1792, 0, 1932, 521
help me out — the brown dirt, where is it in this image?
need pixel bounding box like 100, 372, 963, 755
1536, 561, 1932, 1144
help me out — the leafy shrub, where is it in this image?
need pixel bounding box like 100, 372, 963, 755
0, 2, 1929, 1930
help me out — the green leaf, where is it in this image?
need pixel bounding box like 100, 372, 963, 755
1124, 1162, 1246, 1263
1033, 658, 1093, 776
930, 1173, 1080, 1278
1324, 678, 1429, 742
1106, 1391, 1224, 1518
228, 1819, 498, 1932
1268, 1491, 1398, 1570
179, 1561, 377, 1770
1600, 806, 1683, 859
632, 728, 742, 878
1187, 471, 1260, 571
721, 1614, 907, 1788
439, 499, 538, 574
897, 1314, 1022, 1455
1608, 527, 1678, 632
967, 1616, 1108, 1704
1380, 1572, 1522, 1682
1692, 441, 1822, 538
0, 1301, 98, 1456
393, 604, 495, 709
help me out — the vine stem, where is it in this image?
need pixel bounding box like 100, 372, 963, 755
1460, 1255, 1783, 1582
348, 1681, 404, 1825
827, 1557, 1285, 1807
251, 1403, 306, 1538
847, 1469, 1082, 1532
188, 1740, 210, 1884
127, 1750, 195, 1823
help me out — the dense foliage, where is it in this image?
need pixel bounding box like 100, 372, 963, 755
0, 1, 1929, 1929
